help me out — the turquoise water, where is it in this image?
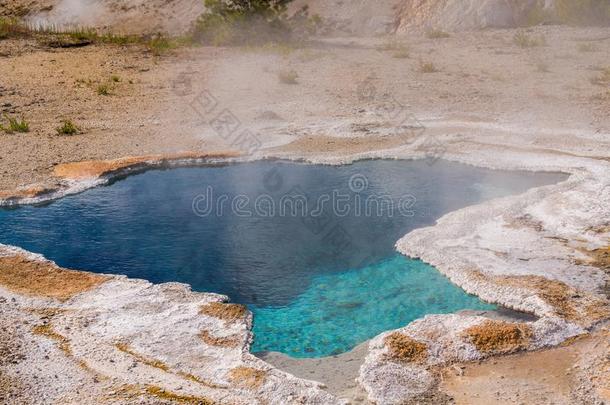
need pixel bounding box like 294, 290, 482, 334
0, 160, 565, 357
251, 255, 494, 357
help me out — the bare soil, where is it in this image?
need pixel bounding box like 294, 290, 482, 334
1, 26, 609, 192
441, 329, 610, 404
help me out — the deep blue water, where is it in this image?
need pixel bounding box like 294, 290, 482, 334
0, 160, 565, 357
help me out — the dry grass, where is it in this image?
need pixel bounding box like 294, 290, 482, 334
578, 43, 598, 53
147, 36, 177, 56
0, 255, 108, 301
590, 67, 610, 86
96, 83, 111, 96
278, 69, 298, 84
0, 17, 140, 47
200, 302, 247, 323
378, 38, 407, 52
418, 61, 439, 73
199, 330, 242, 348
384, 332, 428, 363
228, 367, 267, 389
391, 44, 410, 59
376, 37, 410, 58
463, 320, 532, 354
426, 29, 450, 39
513, 31, 546, 48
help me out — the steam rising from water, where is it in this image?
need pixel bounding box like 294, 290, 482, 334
28, 0, 108, 29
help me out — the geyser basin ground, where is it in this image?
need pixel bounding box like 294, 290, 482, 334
0, 160, 566, 357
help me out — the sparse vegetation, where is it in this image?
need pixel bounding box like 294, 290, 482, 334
0, 17, 15, 40
97, 32, 139, 45
0, 17, 29, 40
377, 38, 408, 53
0, 114, 29, 133
295, 48, 327, 62
278, 68, 298, 84
193, 0, 294, 46
553, 0, 610, 26
391, 44, 410, 59
578, 43, 597, 53
97, 84, 111, 96
0, 17, 140, 47
426, 29, 450, 39
241, 41, 296, 55
56, 120, 81, 135
147, 35, 176, 56
111, 75, 121, 82
526, 0, 610, 26
513, 30, 546, 48
418, 61, 438, 73
590, 67, 610, 86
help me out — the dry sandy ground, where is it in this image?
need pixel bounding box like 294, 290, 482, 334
1, 25, 608, 192
0, 23, 609, 404
441, 328, 610, 405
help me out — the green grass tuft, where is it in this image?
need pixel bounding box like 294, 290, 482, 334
0, 114, 29, 133
56, 120, 81, 135
97, 84, 110, 96
147, 36, 176, 56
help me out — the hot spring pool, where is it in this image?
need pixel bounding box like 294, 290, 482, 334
0, 160, 565, 357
